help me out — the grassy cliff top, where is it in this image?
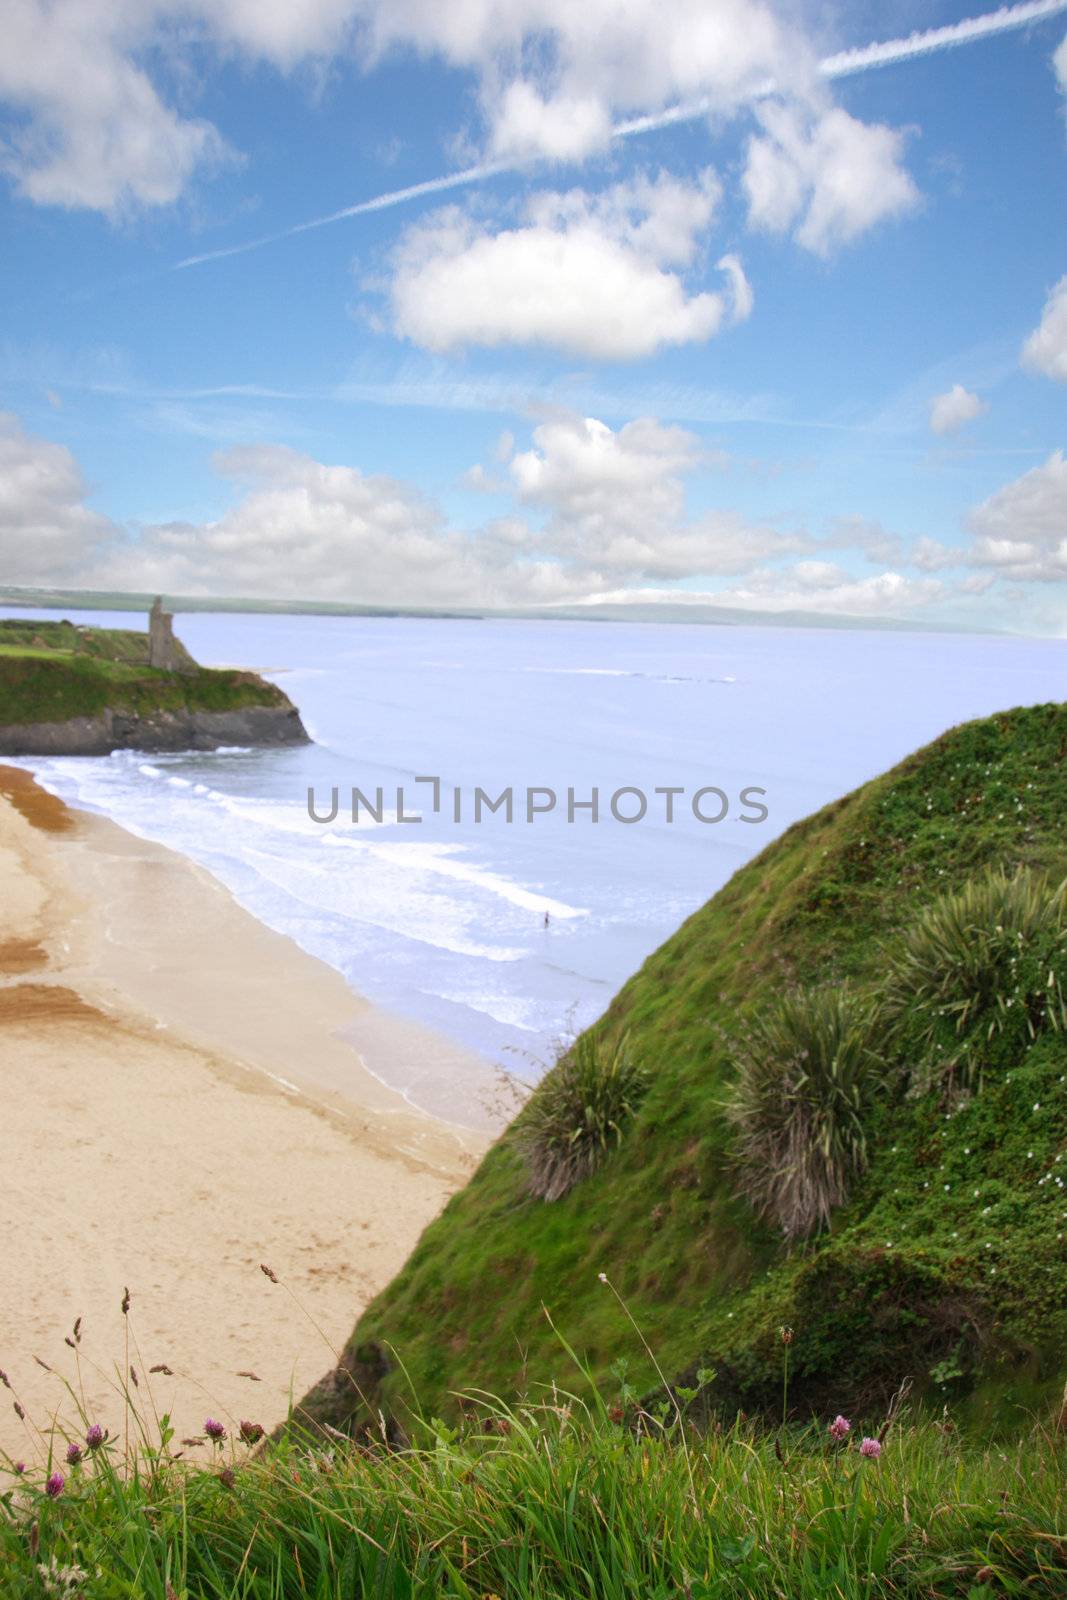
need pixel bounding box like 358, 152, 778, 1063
301, 701, 1067, 1439
0, 618, 288, 724
0, 616, 197, 668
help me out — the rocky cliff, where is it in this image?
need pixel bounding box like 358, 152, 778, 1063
0, 614, 309, 755
0, 700, 308, 755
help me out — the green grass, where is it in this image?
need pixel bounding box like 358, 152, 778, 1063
2, 1399, 1064, 1598
0, 618, 196, 667
3, 701, 1066, 1596
0, 655, 288, 726
297, 703, 1067, 1437
0, 645, 72, 660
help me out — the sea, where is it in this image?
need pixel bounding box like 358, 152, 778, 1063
3, 606, 1064, 1110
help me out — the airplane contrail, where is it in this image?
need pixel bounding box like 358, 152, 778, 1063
820, 0, 1067, 77
175, 0, 1067, 271
176, 161, 514, 269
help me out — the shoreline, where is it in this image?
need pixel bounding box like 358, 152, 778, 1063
0, 766, 492, 1459
3, 761, 506, 1142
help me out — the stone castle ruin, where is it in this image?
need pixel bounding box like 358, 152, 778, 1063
148, 596, 189, 672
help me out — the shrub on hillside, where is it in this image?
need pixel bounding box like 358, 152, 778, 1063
886, 866, 1067, 1095
701, 1243, 985, 1420
517, 1034, 648, 1201
726, 986, 886, 1241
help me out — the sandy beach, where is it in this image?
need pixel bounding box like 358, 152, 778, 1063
0, 766, 490, 1463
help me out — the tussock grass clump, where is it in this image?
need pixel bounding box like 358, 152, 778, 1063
886, 866, 1067, 1094
517, 1033, 648, 1201
726, 987, 885, 1241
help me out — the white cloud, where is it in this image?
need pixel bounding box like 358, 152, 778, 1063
929, 383, 987, 436
195, 0, 359, 64
0, 0, 364, 213
94, 442, 575, 606
743, 101, 919, 255
112, 423, 794, 593
707, 563, 945, 616
461, 462, 505, 492
2, 410, 805, 604
486, 82, 613, 163
909, 451, 1067, 584
1022, 275, 1067, 382
0, 411, 116, 578
1056, 32, 1067, 94
513, 416, 699, 567
363, 0, 813, 164
8, 412, 1053, 624
0, 411, 560, 604
192, 3, 1067, 272
910, 534, 962, 572
822, 515, 905, 563
582, 565, 946, 617
0, 2, 226, 213
963, 450, 1067, 581
510, 414, 701, 513
529, 169, 723, 266
0, 0, 919, 253
504, 412, 807, 577
388, 171, 750, 359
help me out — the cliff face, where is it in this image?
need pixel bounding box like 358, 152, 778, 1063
0, 701, 308, 756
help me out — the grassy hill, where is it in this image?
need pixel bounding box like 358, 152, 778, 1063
2, 700, 1065, 1598
0, 618, 294, 730
300, 701, 1067, 1438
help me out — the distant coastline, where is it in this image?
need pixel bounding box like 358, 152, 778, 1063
0, 585, 1008, 636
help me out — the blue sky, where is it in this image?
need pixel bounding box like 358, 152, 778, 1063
1, 1, 1066, 631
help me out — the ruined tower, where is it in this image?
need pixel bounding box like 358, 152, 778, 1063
148, 596, 183, 672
